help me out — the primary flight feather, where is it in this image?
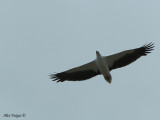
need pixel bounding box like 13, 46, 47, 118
50, 43, 154, 83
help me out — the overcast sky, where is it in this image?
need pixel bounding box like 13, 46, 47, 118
0, 0, 160, 120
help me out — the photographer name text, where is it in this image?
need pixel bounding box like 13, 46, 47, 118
3, 113, 26, 118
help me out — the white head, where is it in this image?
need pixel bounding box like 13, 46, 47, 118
96, 51, 101, 57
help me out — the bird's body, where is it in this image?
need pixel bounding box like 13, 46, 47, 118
50, 43, 154, 84
95, 51, 112, 83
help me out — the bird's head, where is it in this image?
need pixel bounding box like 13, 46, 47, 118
96, 51, 100, 56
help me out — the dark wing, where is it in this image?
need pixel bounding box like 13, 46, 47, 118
50, 61, 100, 82
105, 43, 154, 71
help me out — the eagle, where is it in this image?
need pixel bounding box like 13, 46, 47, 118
50, 43, 154, 84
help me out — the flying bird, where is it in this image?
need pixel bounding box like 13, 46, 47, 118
50, 43, 154, 83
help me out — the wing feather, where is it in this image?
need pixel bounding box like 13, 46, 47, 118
105, 43, 154, 71
50, 61, 100, 82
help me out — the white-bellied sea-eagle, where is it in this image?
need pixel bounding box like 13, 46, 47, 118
50, 43, 154, 84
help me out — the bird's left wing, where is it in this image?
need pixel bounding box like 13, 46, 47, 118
50, 61, 100, 82
105, 43, 154, 71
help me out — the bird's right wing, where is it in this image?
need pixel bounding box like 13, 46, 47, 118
50, 60, 100, 82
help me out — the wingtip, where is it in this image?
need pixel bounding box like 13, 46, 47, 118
50, 73, 59, 82
142, 42, 155, 55
50, 72, 65, 83
143, 42, 155, 47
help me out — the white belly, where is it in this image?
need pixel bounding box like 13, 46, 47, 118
96, 52, 112, 83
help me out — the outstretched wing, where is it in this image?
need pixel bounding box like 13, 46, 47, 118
50, 61, 100, 82
105, 43, 154, 71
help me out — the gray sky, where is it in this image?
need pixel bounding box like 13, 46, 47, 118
0, 0, 160, 120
